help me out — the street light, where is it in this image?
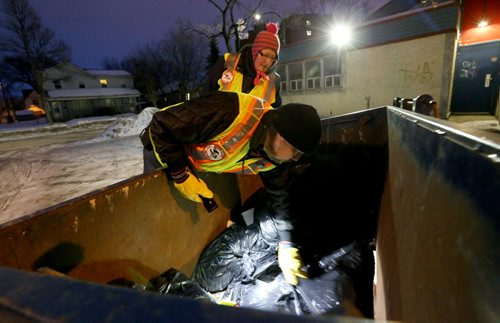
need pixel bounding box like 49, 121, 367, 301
329, 24, 353, 47
477, 19, 488, 28
477, 0, 489, 28
254, 11, 285, 46
254, 11, 282, 21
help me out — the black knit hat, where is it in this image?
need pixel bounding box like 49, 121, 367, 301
273, 103, 322, 153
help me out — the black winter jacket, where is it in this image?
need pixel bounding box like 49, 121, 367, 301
144, 91, 295, 241
203, 45, 282, 109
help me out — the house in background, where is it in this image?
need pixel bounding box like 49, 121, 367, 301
23, 89, 43, 110
275, 0, 499, 120
43, 62, 140, 122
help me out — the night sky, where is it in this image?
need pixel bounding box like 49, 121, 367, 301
29, 0, 301, 69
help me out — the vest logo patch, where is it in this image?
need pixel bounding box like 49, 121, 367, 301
221, 70, 233, 84
204, 144, 225, 161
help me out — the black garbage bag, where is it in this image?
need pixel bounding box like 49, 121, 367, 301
231, 241, 369, 316
193, 212, 279, 293
151, 268, 216, 302
109, 237, 372, 317
236, 268, 355, 316
237, 270, 303, 314
194, 220, 373, 316
109, 268, 216, 303
295, 269, 356, 315
315, 240, 375, 317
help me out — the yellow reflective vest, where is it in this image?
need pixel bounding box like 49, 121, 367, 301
150, 92, 277, 175
218, 53, 277, 105
186, 92, 276, 174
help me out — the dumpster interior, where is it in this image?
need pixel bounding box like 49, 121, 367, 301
0, 106, 498, 322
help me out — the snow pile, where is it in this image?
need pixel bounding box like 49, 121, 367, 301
0, 107, 159, 143
99, 107, 159, 139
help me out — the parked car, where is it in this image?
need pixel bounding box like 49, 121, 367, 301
15, 110, 36, 121
14, 106, 46, 121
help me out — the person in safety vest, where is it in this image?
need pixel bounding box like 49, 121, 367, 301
140, 91, 322, 286
203, 22, 282, 108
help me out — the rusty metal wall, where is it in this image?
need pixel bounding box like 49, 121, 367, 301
0, 170, 262, 283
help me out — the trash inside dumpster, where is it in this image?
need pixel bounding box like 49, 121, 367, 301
0, 106, 498, 323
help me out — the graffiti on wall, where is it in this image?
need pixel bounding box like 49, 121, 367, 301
458, 59, 477, 79
399, 61, 435, 85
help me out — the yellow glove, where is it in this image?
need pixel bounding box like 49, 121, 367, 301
172, 168, 213, 203
278, 242, 308, 285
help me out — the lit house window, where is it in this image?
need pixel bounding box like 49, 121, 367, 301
100, 79, 108, 88
306, 30, 312, 37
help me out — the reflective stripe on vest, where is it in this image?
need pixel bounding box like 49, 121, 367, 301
150, 101, 185, 168
186, 93, 276, 174
219, 53, 277, 105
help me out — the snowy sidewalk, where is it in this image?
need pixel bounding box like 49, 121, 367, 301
0, 109, 158, 224
0, 115, 123, 142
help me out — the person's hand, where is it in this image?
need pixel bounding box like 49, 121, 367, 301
278, 241, 308, 285
172, 168, 213, 203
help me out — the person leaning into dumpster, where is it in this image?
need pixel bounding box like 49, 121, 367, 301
203, 22, 282, 108
140, 90, 322, 286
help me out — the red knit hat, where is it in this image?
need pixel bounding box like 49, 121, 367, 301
252, 22, 280, 59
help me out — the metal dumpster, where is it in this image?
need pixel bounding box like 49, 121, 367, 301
0, 107, 498, 322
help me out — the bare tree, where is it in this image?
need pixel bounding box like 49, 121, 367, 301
123, 43, 163, 108
0, 76, 15, 122
0, 0, 71, 123
206, 36, 221, 71
158, 26, 209, 100
183, 0, 266, 52
101, 57, 124, 70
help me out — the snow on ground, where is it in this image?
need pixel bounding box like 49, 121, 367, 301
0, 108, 158, 225
0, 115, 120, 142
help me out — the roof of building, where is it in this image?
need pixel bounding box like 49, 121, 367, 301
46, 62, 131, 78
85, 69, 131, 76
47, 88, 140, 99
279, 1, 458, 63
367, 0, 452, 21
279, 1, 457, 63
